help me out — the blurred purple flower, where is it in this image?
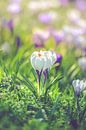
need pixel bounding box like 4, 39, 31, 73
53, 32, 64, 44
16, 36, 21, 48
33, 30, 50, 48
63, 26, 86, 46
50, 29, 64, 44
59, 0, 69, 6
7, 19, 14, 33
83, 47, 86, 56
76, 0, 86, 11
33, 34, 45, 48
38, 13, 54, 24
7, 3, 21, 14
56, 53, 62, 63
74, 36, 86, 49
1, 18, 14, 34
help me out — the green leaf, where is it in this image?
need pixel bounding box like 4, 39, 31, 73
50, 95, 61, 115
18, 74, 37, 97
67, 64, 80, 80
45, 73, 63, 95
31, 68, 37, 81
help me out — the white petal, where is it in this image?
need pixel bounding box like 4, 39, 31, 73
48, 51, 57, 64
43, 56, 52, 70
35, 57, 44, 71
30, 55, 36, 69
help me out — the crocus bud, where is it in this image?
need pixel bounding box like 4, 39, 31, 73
56, 53, 62, 63
72, 79, 86, 96
16, 36, 21, 48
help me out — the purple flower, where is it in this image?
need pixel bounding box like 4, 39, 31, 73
50, 29, 64, 44
7, 19, 14, 33
38, 13, 54, 24
76, 0, 86, 11
53, 32, 64, 44
33, 30, 50, 48
56, 53, 62, 63
59, 0, 69, 6
33, 34, 45, 48
83, 47, 86, 56
1, 18, 14, 34
16, 36, 21, 48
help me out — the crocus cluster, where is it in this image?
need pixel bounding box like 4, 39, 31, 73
72, 79, 86, 96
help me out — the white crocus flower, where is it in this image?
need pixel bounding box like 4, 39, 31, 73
30, 50, 56, 72
72, 79, 86, 96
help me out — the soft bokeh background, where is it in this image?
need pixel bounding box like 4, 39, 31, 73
0, 0, 86, 130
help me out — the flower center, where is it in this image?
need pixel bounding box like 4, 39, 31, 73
38, 53, 42, 57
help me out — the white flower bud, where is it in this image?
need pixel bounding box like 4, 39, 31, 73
72, 79, 86, 96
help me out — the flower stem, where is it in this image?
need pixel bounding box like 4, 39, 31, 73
76, 97, 80, 121
36, 70, 42, 95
